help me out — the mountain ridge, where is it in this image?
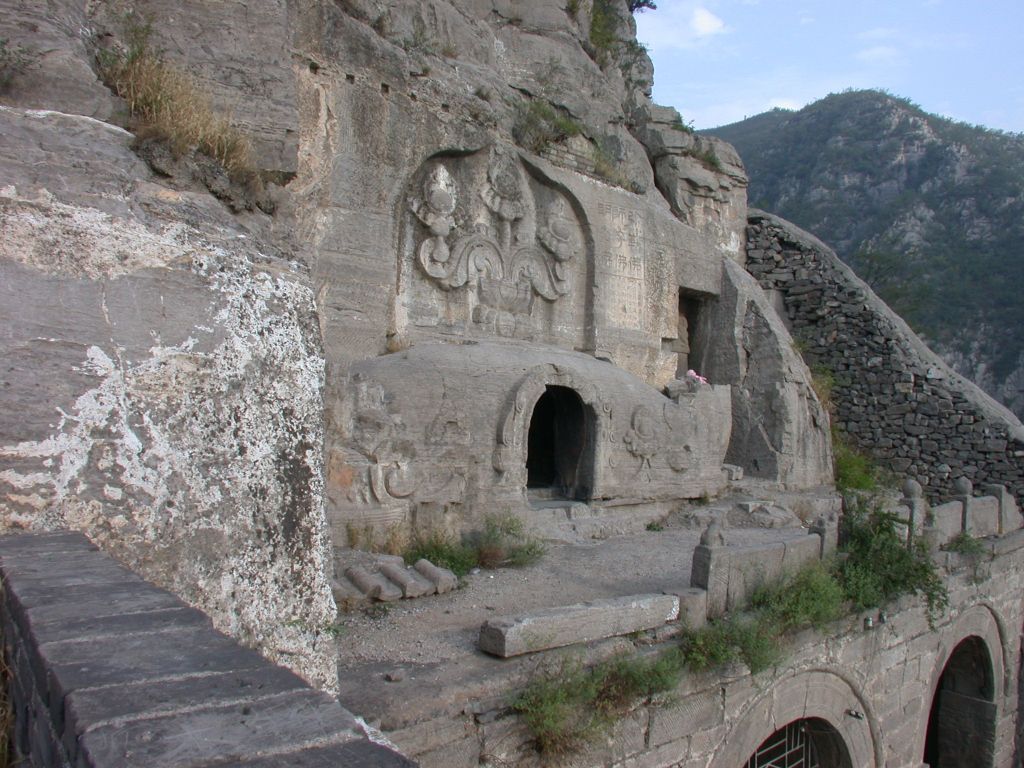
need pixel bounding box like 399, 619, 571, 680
707, 89, 1024, 419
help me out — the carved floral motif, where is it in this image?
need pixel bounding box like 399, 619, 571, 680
408, 146, 583, 338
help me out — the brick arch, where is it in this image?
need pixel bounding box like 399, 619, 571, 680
917, 603, 1008, 765
709, 668, 881, 768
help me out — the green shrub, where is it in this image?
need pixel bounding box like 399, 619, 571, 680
729, 615, 782, 673
943, 532, 986, 557
680, 621, 739, 671
588, 0, 618, 65
403, 531, 478, 576
832, 430, 881, 492
751, 561, 844, 632
471, 513, 546, 569
405, 514, 545, 576
810, 366, 835, 413
837, 496, 948, 624
684, 145, 723, 172
513, 650, 683, 757
513, 657, 602, 758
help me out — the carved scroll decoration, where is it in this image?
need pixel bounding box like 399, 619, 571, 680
408, 146, 583, 338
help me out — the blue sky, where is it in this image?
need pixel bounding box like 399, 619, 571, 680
635, 0, 1024, 133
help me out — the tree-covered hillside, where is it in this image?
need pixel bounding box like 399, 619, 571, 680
708, 89, 1024, 418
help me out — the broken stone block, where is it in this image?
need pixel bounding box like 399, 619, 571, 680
667, 587, 707, 630
344, 567, 403, 602
379, 562, 435, 598
413, 559, 458, 594
478, 594, 680, 658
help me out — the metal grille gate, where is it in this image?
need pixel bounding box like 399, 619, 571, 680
745, 720, 821, 768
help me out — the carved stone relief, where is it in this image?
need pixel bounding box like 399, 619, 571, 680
345, 374, 465, 508
346, 374, 415, 505
407, 146, 585, 339
622, 397, 699, 477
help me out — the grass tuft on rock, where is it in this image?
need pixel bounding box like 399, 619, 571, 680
97, 12, 257, 182
513, 650, 683, 759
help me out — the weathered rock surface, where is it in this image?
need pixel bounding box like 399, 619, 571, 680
0, 0, 835, 698
0, 0, 116, 119
0, 104, 337, 691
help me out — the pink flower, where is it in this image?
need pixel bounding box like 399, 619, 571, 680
686, 369, 708, 385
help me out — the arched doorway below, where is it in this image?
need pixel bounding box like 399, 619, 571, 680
526, 385, 594, 501
923, 636, 996, 767
744, 718, 852, 768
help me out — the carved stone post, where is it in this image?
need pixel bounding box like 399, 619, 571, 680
690, 518, 730, 619
900, 477, 928, 545
954, 476, 974, 535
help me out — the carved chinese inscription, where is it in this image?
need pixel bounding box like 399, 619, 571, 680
600, 203, 646, 330
407, 146, 583, 338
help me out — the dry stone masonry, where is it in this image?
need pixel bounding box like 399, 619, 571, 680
746, 210, 1024, 504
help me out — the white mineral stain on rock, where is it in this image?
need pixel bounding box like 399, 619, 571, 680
0, 214, 338, 692
0, 188, 192, 279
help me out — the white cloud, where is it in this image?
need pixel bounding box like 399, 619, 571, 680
635, 2, 729, 52
859, 27, 899, 41
692, 7, 726, 37
855, 45, 902, 65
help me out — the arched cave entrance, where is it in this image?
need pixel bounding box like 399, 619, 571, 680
743, 718, 852, 768
923, 636, 996, 767
526, 385, 595, 501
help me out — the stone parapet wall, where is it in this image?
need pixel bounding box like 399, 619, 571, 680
745, 210, 1024, 504
0, 532, 414, 768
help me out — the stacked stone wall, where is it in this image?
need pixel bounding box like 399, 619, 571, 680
745, 210, 1024, 504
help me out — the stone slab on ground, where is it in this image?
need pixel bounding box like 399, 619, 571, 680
478, 593, 680, 658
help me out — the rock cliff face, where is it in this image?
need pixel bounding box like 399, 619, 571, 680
0, 0, 832, 689
0, 3, 336, 690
